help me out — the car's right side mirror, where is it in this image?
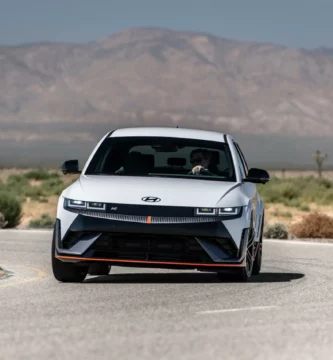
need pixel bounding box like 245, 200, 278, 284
61, 159, 81, 175
244, 168, 270, 184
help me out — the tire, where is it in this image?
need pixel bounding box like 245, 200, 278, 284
88, 263, 111, 276
252, 214, 264, 276
216, 224, 255, 283
51, 226, 88, 283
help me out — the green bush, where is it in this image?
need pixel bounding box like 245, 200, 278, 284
264, 223, 289, 239
29, 214, 55, 229
0, 191, 22, 228
258, 176, 333, 207
2, 173, 66, 201
297, 204, 311, 212
40, 178, 67, 196
24, 170, 60, 181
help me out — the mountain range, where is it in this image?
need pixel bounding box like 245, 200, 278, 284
1, 27, 333, 168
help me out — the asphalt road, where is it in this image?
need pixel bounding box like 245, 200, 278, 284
1, 230, 333, 360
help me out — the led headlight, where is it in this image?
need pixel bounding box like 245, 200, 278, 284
196, 208, 217, 215
87, 202, 106, 211
65, 199, 106, 211
67, 199, 87, 209
195, 207, 241, 216
218, 207, 241, 215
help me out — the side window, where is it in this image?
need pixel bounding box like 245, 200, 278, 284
234, 143, 248, 176
233, 142, 246, 179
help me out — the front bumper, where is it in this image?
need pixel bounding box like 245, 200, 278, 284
54, 210, 250, 270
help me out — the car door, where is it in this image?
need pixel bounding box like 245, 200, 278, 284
232, 141, 260, 240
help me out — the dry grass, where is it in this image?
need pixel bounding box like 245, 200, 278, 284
268, 169, 333, 180
290, 212, 333, 238
0, 168, 78, 184
265, 203, 333, 228
18, 196, 59, 229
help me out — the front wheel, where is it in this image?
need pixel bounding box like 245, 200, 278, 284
252, 214, 264, 275
216, 226, 255, 283
51, 226, 88, 282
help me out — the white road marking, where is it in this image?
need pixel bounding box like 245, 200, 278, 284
0, 229, 52, 233
265, 239, 333, 246
197, 305, 278, 314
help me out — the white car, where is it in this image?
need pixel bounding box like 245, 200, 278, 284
52, 127, 269, 282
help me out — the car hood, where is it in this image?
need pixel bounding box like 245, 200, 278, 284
62, 175, 243, 207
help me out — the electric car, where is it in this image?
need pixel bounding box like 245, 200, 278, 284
52, 127, 269, 282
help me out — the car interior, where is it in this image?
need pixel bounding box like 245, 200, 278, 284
88, 140, 234, 179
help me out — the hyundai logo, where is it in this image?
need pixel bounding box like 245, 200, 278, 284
142, 196, 161, 203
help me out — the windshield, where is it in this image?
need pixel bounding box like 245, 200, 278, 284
84, 136, 236, 182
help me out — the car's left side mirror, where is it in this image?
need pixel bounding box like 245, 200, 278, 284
61, 159, 81, 175
244, 168, 270, 184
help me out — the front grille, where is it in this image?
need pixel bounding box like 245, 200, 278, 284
90, 233, 211, 263
61, 232, 235, 264
73, 210, 219, 224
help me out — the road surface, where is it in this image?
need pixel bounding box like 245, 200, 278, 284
1, 230, 333, 360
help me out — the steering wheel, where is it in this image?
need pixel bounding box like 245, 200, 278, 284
188, 166, 213, 176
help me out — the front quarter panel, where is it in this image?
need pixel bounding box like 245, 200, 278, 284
57, 195, 79, 241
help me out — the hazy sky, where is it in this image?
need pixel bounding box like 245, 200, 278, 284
1, 0, 332, 48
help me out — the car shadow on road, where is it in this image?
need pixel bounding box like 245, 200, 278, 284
84, 272, 305, 284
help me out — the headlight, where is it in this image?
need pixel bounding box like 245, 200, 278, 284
65, 198, 106, 211
195, 207, 241, 216
67, 199, 86, 209
218, 207, 241, 215
87, 202, 106, 211
196, 207, 217, 215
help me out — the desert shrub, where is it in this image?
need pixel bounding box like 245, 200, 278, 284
271, 210, 293, 218
297, 204, 311, 212
258, 176, 333, 207
0, 191, 22, 228
281, 211, 292, 218
24, 186, 45, 200
24, 170, 59, 181
3, 172, 66, 201
40, 178, 66, 196
29, 214, 55, 229
6, 174, 30, 192
321, 189, 333, 204
264, 223, 289, 239
290, 212, 333, 238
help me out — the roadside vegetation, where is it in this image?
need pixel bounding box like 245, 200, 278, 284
257, 175, 333, 208
0, 169, 332, 239
0, 169, 78, 229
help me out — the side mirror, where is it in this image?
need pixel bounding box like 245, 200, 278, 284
244, 168, 270, 184
61, 160, 81, 175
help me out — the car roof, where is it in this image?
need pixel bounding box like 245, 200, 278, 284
109, 127, 234, 143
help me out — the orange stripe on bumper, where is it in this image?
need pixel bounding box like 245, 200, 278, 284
56, 255, 245, 267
